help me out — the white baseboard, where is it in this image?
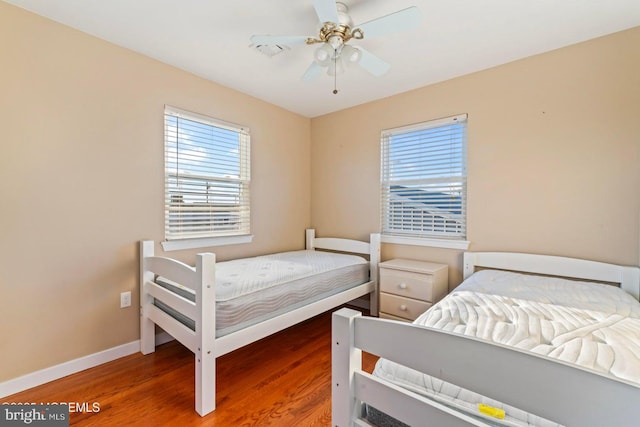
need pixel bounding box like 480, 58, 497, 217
0, 332, 175, 399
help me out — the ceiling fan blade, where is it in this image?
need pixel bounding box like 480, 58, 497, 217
356, 6, 421, 39
302, 61, 323, 81
356, 48, 391, 77
313, 0, 339, 23
249, 35, 309, 47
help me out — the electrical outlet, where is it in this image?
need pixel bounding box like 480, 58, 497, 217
120, 291, 131, 308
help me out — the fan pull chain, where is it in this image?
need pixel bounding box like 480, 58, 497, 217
333, 49, 338, 94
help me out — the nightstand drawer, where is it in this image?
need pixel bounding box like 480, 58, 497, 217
380, 293, 431, 321
380, 268, 436, 301
379, 312, 411, 322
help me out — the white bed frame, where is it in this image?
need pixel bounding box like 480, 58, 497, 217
332, 251, 640, 427
140, 229, 380, 416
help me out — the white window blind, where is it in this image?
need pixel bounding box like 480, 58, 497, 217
381, 114, 467, 240
164, 106, 250, 241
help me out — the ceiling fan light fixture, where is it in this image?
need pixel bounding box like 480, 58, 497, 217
251, 0, 421, 90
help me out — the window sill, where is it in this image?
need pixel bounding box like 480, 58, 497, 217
161, 234, 253, 252
381, 235, 470, 250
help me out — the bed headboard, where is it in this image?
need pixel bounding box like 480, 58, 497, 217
305, 229, 380, 256
463, 252, 640, 301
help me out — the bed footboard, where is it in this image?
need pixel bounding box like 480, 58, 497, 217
139, 240, 217, 416
332, 308, 640, 427
140, 240, 157, 355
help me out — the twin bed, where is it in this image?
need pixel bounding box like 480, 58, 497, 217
139, 229, 380, 416
140, 231, 640, 424
332, 252, 640, 426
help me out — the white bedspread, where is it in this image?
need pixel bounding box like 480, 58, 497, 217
373, 269, 640, 426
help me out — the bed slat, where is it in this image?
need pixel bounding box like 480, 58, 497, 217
313, 237, 371, 255
354, 372, 490, 427
145, 280, 197, 321
147, 304, 197, 353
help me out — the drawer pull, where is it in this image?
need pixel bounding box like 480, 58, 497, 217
399, 304, 407, 311
399, 283, 407, 289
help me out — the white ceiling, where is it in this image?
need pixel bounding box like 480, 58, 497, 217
5, 0, 640, 118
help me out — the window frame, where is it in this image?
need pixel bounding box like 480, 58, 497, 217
161, 106, 252, 251
380, 114, 470, 250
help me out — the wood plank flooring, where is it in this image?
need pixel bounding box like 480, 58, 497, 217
3, 309, 378, 426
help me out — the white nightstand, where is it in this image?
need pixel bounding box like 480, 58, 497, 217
378, 259, 448, 322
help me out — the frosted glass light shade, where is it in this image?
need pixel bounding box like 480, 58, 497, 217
314, 44, 334, 66
341, 45, 361, 65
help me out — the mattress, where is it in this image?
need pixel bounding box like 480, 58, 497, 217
155, 249, 369, 336
371, 269, 640, 427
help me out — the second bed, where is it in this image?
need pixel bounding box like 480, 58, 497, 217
332, 251, 640, 426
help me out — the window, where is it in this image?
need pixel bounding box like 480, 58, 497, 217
164, 106, 250, 249
381, 114, 468, 247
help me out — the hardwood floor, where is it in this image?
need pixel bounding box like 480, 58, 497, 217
3, 309, 378, 426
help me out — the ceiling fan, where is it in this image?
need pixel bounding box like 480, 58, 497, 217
250, 0, 421, 93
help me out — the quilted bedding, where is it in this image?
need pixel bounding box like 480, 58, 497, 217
372, 269, 640, 426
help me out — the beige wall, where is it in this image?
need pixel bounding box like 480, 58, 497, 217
0, 2, 311, 382
311, 27, 640, 289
